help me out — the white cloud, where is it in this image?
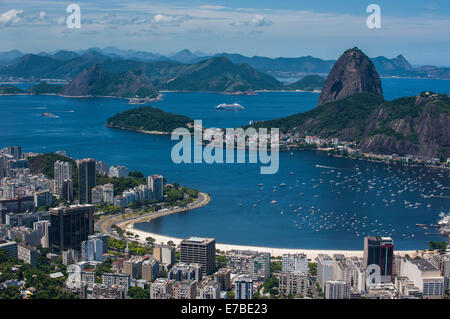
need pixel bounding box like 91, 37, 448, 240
231, 14, 272, 27
0, 9, 23, 25
152, 14, 190, 26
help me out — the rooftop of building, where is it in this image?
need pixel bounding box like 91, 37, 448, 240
407, 258, 439, 272
182, 236, 215, 244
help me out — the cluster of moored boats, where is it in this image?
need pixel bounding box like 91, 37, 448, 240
248, 164, 449, 240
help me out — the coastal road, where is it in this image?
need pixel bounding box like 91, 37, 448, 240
95, 192, 210, 239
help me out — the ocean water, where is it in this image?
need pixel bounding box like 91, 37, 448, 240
0, 78, 449, 250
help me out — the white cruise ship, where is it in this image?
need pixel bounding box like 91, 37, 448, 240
215, 102, 244, 110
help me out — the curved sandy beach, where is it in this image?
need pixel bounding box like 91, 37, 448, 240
120, 201, 421, 259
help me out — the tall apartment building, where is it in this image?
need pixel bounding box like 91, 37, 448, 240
17, 244, 37, 267
77, 159, 96, 204
54, 161, 72, 196
333, 254, 352, 284
282, 253, 308, 274
214, 268, 231, 291
91, 186, 104, 205
173, 280, 197, 299
142, 258, 160, 282
109, 165, 128, 178
102, 273, 131, 291
234, 274, 253, 299
154, 243, 175, 269
347, 257, 366, 293
363, 236, 394, 283
33, 220, 50, 248
95, 161, 107, 176
180, 237, 216, 276
89, 233, 108, 251
277, 272, 309, 297
226, 250, 271, 281
102, 183, 114, 204
148, 175, 164, 201
62, 249, 79, 266
123, 257, 144, 279
81, 237, 104, 262
62, 179, 73, 202
317, 254, 334, 290
325, 280, 351, 299
150, 278, 174, 299
0, 155, 6, 179
91, 284, 126, 299
81, 271, 97, 289
49, 205, 94, 252
198, 281, 221, 299
168, 263, 203, 282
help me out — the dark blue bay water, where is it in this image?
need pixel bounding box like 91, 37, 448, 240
0, 78, 449, 250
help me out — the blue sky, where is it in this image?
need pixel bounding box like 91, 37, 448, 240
1, 0, 449, 65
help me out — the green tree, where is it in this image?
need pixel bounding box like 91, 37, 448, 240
1, 286, 21, 299
128, 286, 150, 299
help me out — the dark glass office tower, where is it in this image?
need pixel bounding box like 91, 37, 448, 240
180, 237, 216, 275
363, 236, 394, 282
49, 205, 94, 252
77, 159, 96, 204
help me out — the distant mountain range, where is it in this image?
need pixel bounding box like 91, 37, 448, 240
0, 52, 285, 96
0, 47, 449, 80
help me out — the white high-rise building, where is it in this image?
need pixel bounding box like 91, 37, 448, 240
109, 165, 128, 178
317, 254, 334, 290
81, 238, 103, 262
33, 220, 50, 248
54, 161, 72, 196
95, 161, 107, 176
234, 275, 253, 299
282, 253, 308, 274
91, 186, 104, 205
102, 183, 114, 204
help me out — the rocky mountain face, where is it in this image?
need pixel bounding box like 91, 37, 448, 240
358, 93, 450, 158
318, 47, 383, 106
60, 64, 158, 98
60, 64, 106, 96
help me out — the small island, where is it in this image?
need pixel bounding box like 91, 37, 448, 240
106, 106, 193, 134
285, 74, 325, 92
